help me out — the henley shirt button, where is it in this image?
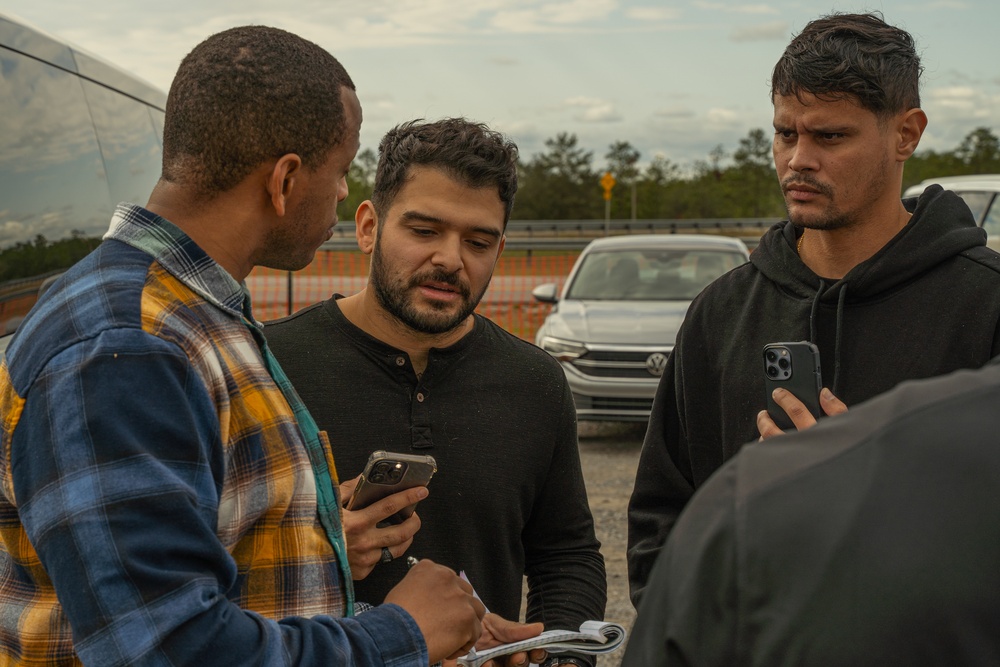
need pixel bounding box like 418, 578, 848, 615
395, 356, 406, 366
416, 392, 425, 402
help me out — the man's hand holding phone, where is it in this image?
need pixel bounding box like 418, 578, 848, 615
757, 386, 848, 440
339, 475, 426, 580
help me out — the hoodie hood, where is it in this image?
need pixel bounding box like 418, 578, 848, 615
751, 184, 985, 302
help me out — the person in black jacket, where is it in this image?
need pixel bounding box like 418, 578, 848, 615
627, 11, 1000, 604
622, 360, 1000, 667
266, 118, 606, 667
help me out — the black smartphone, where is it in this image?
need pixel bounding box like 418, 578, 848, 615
345, 451, 437, 525
763, 341, 823, 431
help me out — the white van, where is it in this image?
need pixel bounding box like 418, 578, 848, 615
0, 12, 166, 336
903, 175, 1000, 250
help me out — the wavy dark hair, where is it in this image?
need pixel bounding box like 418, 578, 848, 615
162, 25, 356, 196
771, 12, 922, 120
371, 118, 519, 226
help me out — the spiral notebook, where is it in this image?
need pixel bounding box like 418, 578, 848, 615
456, 620, 627, 667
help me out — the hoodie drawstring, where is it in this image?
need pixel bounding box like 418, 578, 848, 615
808, 280, 825, 344
833, 285, 847, 393
807, 279, 847, 394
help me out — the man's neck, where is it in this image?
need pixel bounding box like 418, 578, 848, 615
336, 290, 474, 377
798, 203, 913, 280
146, 181, 262, 282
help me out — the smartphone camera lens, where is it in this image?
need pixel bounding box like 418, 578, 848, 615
387, 465, 402, 483
370, 461, 393, 484
766, 365, 778, 378
765, 349, 778, 363
778, 358, 790, 370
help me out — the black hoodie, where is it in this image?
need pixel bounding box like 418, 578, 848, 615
627, 185, 1000, 604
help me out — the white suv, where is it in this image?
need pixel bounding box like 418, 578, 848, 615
904, 175, 1000, 250
532, 234, 750, 422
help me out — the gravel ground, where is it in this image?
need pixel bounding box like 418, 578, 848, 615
576, 421, 647, 666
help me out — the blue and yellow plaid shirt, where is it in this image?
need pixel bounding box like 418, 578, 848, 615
0, 204, 426, 665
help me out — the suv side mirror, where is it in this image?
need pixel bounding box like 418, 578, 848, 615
532, 283, 559, 304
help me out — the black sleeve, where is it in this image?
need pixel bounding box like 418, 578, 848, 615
622, 463, 739, 667
522, 375, 607, 644
626, 348, 696, 607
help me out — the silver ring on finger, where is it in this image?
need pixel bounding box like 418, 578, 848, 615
380, 546, 394, 564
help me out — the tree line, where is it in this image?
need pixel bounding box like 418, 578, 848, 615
3, 127, 996, 285
342, 126, 1000, 221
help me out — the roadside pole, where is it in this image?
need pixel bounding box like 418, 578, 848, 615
601, 171, 616, 236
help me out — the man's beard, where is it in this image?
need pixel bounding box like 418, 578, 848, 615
781, 173, 851, 230
368, 237, 489, 335
782, 153, 890, 231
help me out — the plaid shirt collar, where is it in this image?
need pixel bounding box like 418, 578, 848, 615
104, 202, 251, 319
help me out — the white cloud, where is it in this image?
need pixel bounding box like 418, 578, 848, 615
706, 107, 741, 124
693, 1, 778, 14
564, 96, 623, 122
730, 20, 788, 42
926, 0, 971, 8
919, 85, 1000, 150
491, 0, 617, 32
624, 7, 681, 21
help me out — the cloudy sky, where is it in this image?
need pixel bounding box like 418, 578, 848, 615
5, 0, 999, 171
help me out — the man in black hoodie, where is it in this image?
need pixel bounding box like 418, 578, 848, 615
627, 11, 1000, 605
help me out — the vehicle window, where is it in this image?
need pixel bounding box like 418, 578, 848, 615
82, 79, 163, 207
0, 47, 114, 251
954, 191, 992, 223
149, 108, 165, 147
566, 248, 745, 301
0, 46, 112, 332
981, 195, 1000, 238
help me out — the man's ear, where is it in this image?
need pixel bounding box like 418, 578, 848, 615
895, 108, 928, 161
495, 234, 506, 267
355, 200, 378, 255
266, 154, 304, 217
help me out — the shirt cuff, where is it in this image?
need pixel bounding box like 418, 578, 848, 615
353, 603, 428, 665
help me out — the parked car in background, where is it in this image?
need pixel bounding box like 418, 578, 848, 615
532, 234, 750, 422
904, 174, 1000, 250
0, 12, 166, 336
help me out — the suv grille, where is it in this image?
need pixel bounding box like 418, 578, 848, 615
573, 394, 655, 412
571, 349, 672, 379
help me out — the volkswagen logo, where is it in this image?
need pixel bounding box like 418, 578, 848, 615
646, 352, 669, 377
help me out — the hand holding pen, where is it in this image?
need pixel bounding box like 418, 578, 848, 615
407, 558, 548, 667
384, 557, 486, 664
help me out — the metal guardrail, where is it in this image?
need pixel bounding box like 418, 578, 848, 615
322, 217, 780, 251
505, 217, 781, 236
322, 236, 764, 251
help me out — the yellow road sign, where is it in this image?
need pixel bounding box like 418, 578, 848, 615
601, 171, 616, 200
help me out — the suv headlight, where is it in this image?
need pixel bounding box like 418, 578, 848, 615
538, 336, 588, 361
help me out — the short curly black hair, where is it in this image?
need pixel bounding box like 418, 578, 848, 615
162, 25, 356, 196
371, 118, 519, 226
771, 12, 922, 120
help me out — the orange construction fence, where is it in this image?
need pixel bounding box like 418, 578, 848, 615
248, 250, 580, 342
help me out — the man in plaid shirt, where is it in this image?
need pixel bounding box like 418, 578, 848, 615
0, 25, 495, 666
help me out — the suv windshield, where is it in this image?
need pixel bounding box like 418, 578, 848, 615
565, 248, 745, 301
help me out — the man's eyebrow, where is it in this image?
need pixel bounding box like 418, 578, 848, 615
805, 124, 853, 133
399, 210, 503, 240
